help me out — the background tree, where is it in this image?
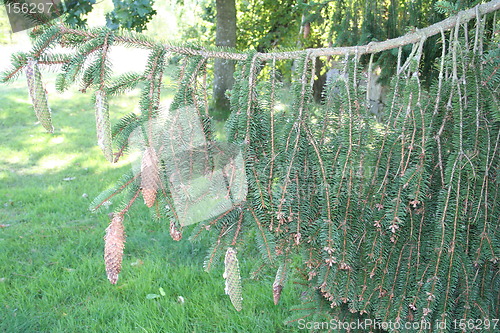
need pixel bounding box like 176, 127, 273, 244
236, 0, 301, 52
212, 0, 237, 119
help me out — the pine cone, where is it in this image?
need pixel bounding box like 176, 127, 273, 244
223, 247, 243, 311
273, 284, 283, 305
95, 90, 113, 162
104, 213, 126, 284
25, 58, 54, 133
273, 264, 286, 305
141, 147, 161, 207
169, 220, 182, 241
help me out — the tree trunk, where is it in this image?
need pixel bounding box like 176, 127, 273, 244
213, 0, 237, 120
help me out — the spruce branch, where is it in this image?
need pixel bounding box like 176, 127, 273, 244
26, 0, 496, 67
3, 0, 499, 323
29, 25, 62, 59
111, 112, 141, 163
249, 207, 275, 264
90, 172, 140, 212
203, 226, 228, 272
106, 73, 145, 96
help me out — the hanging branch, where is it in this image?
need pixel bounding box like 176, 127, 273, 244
86, 2, 500, 57
2, 0, 499, 323
2, 0, 494, 86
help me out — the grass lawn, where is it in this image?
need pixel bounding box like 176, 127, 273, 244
0, 75, 300, 332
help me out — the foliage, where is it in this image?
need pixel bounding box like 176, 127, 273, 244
105, 0, 157, 32
236, 0, 302, 51
1, 2, 499, 331
62, 0, 157, 32
63, 0, 97, 27
434, 0, 460, 16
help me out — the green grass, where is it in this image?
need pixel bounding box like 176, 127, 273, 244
0, 78, 301, 332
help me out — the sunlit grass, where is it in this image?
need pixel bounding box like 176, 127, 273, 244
0, 77, 299, 332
